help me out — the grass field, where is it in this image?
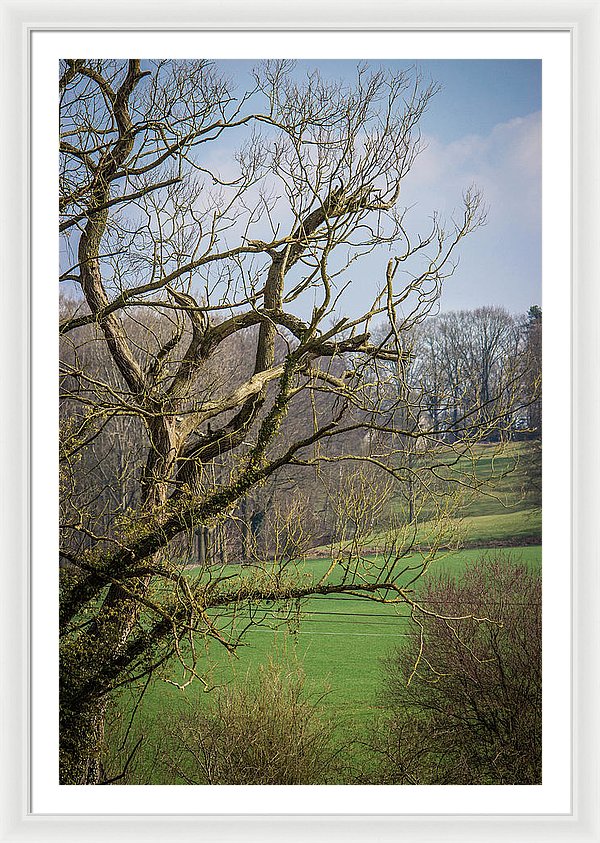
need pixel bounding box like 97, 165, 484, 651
194, 546, 541, 725
301, 441, 541, 556
361, 440, 541, 549
112, 545, 541, 783
443, 441, 541, 541
107, 440, 541, 783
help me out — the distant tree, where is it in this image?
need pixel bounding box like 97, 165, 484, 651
524, 305, 542, 436
518, 305, 542, 505
411, 308, 523, 441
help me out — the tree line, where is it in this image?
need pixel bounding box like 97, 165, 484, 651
61, 298, 541, 567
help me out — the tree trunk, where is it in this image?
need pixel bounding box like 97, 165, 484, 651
240, 497, 252, 563
197, 527, 206, 565
59, 691, 108, 784
60, 563, 153, 784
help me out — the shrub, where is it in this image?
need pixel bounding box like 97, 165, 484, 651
373, 555, 541, 784
167, 658, 340, 784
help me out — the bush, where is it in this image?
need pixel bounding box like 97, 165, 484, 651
167, 658, 340, 784
373, 555, 541, 784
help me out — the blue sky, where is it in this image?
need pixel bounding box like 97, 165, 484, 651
223, 59, 541, 145
218, 59, 542, 316
62, 60, 541, 318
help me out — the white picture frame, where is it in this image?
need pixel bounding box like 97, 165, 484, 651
1, 1, 599, 840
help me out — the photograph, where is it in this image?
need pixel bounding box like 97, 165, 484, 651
2, 3, 598, 837
58, 56, 543, 787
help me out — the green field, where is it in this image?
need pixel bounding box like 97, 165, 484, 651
195, 546, 541, 720
107, 440, 541, 783
111, 545, 541, 783
367, 441, 541, 548
302, 441, 541, 556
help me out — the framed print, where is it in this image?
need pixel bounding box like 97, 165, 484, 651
1, 1, 599, 841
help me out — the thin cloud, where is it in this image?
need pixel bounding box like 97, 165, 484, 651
402, 111, 541, 232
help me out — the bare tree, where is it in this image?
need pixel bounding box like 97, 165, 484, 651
412, 307, 522, 441
58, 59, 520, 784
523, 305, 542, 435
373, 555, 541, 784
